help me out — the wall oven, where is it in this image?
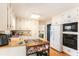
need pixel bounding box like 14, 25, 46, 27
63, 34, 77, 50
63, 22, 78, 32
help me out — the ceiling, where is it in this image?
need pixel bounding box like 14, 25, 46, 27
11, 3, 79, 20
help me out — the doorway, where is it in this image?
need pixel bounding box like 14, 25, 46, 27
47, 24, 51, 42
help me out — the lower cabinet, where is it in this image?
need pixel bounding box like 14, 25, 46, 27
0, 48, 9, 56
63, 46, 78, 56
9, 46, 26, 56
0, 46, 26, 56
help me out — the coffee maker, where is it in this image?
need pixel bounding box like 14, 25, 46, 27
0, 34, 9, 46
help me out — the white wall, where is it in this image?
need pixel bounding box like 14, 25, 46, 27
39, 25, 46, 39
51, 7, 79, 56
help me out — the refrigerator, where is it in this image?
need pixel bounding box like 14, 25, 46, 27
50, 25, 62, 52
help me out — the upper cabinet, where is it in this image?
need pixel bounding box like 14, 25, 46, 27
52, 15, 62, 25
0, 3, 15, 31
0, 4, 7, 30
15, 17, 39, 30
7, 4, 16, 30
61, 8, 79, 24
15, 17, 27, 30
52, 7, 79, 25
15, 18, 39, 39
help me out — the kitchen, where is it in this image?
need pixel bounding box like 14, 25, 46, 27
0, 3, 49, 56
0, 3, 79, 56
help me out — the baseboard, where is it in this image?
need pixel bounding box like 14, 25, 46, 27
62, 51, 70, 56
50, 47, 62, 52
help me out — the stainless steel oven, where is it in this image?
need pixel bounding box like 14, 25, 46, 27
63, 34, 77, 50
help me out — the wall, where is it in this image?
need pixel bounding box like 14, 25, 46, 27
39, 25, 46, 39
39, 19, 52, 40
45, 19, 52, 40
51, 7, 79, 56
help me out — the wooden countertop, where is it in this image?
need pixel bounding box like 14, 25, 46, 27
0, 39, 49, 48
26, 40, 49, 47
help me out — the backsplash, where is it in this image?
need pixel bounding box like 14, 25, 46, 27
11, 30, 31, 36
0, 31, 5, 34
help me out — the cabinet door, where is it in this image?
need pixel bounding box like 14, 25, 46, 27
62, 8, 78, 24
10, 14, 16, 30
7, 5, 15, 30
50, 27, 54, 48
50, 25, 62, 52
0, 4, 7, 30
0, 48, 9, 56
9, 46, 26, 56
53, 25, 62, 52
16, 18, 26, 30
0, 46, 26, 56
52, 15, 62, 25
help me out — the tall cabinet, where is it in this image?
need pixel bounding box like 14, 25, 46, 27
50, 25, 62, 52
0, 3, 15, 31
7, 4, 15, 30
50, 15, 63, 52
0, 3, 7, 31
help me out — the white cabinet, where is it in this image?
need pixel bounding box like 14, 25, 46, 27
9, 46, 26, 56
51, 14, 63, 52
16, 19, 39, 30
16, 18, 27, 30
0, 46, 26, 56
0, 4, 7, 30
50, 25, 62, 52
52, 15, 62, 25
52, 8, 79, 25
63, 46, 78, 56
61, 8, 79, 56
15, 19, 39, 39
51, 7, 79, 56
0, 48, 9, 56
7, 4, 15, 30
62, 8, 79, 24
0, 4, 15, 31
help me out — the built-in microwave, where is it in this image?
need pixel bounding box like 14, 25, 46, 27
63, 22, 78, 32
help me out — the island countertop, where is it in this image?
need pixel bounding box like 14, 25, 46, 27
0, 38, 49, 48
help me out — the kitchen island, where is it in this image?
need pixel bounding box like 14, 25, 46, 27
0, 38, 49, 56
26, 39, 49, 56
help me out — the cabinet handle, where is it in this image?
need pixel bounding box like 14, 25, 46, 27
7, 24, 9, 29
7, 24, 8, 28
10, 24, 11, 28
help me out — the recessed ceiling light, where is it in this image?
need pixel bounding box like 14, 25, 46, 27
31, 14, 40, 19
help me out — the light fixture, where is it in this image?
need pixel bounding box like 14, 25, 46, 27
31, 14, 40, 19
